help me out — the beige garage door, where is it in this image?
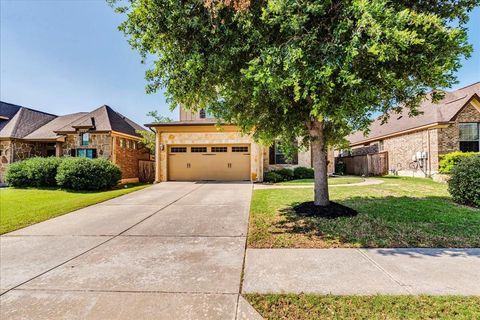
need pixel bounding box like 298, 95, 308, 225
168, 145, 251, 181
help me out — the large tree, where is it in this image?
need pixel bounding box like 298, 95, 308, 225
110, 0, 477, 206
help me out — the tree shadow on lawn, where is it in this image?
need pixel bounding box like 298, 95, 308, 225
273, 195, 480, 248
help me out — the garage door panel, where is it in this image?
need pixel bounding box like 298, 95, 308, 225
168, 145, 250, 181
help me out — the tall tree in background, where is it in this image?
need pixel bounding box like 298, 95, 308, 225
137, 111, 172, 154
111, 0, 477, 206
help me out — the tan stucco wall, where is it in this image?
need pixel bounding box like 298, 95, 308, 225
155, 126, 263, 182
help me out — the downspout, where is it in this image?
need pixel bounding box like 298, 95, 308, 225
155, 129, 161, 183
427, 129, 432, 177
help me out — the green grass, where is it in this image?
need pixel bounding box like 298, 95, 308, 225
0, 184, 150, 234
245, 294, 480, 320
277, 176, 365, 185
249, 176, 480, 248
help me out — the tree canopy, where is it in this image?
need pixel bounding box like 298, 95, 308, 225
111, 0, 478, 205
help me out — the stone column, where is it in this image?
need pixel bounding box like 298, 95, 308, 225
55, 142, 63, 157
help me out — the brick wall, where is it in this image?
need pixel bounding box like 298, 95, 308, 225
113, 135, 151, 179
438, 103, 480, 156
351, 102, 480, 177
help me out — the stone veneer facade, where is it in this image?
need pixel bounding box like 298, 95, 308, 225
0, 140, 54, 183
156, 128, 263, 182
0, 131, 149, 183
154, 125, 335, 182
350, 101, 480, 177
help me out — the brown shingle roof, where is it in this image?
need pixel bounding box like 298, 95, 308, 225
0, 102, 57, 139
55, 105, 145, 136
348, 82, 480, 145
23, 112, 87, 140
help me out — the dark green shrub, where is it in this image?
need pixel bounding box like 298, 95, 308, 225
439, 151, 478, 174
293, 166, 314, 179
447, 155, 480, 207
276, 168, 295, 181
264, 171, 284, 183
56, 158, 122, 190
335, 161, 346, 175
27, 157, 63, 187
5, 160, 31, 187
5, 157, 62, 187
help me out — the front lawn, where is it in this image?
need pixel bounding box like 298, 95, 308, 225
249, 177, 480, 248
0, 184, 150, 234
277, 176, 364, 185
245, 294, 480, 320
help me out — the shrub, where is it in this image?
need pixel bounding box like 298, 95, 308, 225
293, 166, 314, 179
5, 157, 62, 188
439, 151, 478, 174
447, 155, 480, 207
276, 168, 295, 181
264, 171, 284, 183
5, 160, 31, 187
56, 158, 121, 190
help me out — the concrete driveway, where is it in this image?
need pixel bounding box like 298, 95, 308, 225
0, 182, 261, 319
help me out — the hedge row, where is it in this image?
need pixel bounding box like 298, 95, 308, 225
5, 157, 122, 191
264, 166, 314, 183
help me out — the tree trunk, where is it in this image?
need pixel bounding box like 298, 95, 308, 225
309, 120, 330, 206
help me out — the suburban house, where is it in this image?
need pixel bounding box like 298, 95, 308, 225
344, 82, 480, 177
147, 108, 334, 182
0, 102, 150, 183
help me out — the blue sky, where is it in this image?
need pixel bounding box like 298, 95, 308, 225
1, 1, 479, 126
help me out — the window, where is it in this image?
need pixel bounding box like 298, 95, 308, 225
170, 147, 187, 153
232, 146, 249, 153
211, 146, 227, 152
459, 123, 479, 152
81, 133, 89, 146
119, 138, 126, 148
77, 149, 96, 159
269, 142, 298, 164
191, 146, 207, 153
133, 141, 137, 150
199, 109, 206, 119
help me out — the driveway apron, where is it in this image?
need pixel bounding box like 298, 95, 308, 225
0, 182, 255, 320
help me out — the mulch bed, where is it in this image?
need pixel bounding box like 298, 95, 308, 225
293, 201, 358, 219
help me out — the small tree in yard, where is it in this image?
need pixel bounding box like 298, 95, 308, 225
110, 0, 477, 207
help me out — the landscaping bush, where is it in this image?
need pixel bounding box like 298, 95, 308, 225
293, 166, 314, 179
5, 160, 31, 187
56, 158, 122, 191
264, 171, 284, 183
439, 151, 478, 174
447, 155, 480, 207
5, 157, 62, 188
276, 168, 295, 181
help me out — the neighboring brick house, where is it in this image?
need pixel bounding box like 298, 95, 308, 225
0, 102, 150, 183
147, 107, 334, 182
346, 82, 480, 177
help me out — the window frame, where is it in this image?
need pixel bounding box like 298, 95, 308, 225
81, 132, 89, 146
170, 147, 187, 153
191, 146, 207, 153
269, 142, 298, 165
232, 146, 249, 153
211, 146, 227, 153
459, 122, 480, 152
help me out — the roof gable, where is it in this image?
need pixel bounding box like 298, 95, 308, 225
348, 82, 480, 145
55, 105, 145, 137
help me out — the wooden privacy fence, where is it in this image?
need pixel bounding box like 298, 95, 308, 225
139, 160, 155, 183
337, 151, 388, 176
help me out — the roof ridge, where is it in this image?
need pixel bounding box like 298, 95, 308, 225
0, 101, 57, 117
9, 108, 25, 138
102, 105, 113, 131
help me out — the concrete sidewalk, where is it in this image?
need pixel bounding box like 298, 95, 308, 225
1, 182, 262, 320
243, 248, 480, 295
